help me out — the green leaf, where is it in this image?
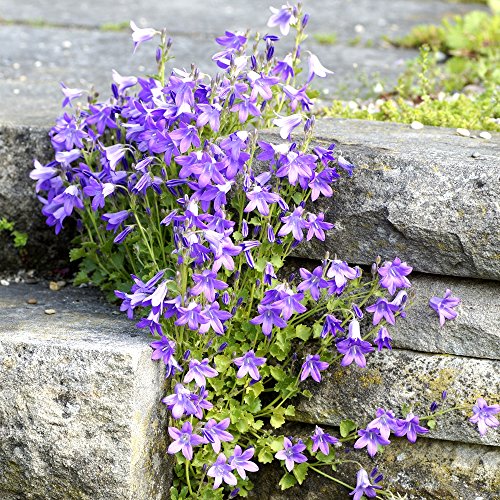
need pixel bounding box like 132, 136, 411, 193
340, 419, 357, 437
292, 191, 303, 205
313, 322, 323, 338
295, 325, 312, 341
284, 405, 295, 416
12, 230, 28, 248
279, 473, 297, 490
270, 365, 286, 381
269, 437, 284, 452
214, 354, 231, 372
252, 419, 264, 430
270, 411, 286, 429
427, 418, 437, 430
246, 381, 264, 397
292, 462, 308, 485
258, 447, 274, 464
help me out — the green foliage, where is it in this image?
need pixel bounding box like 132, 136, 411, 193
0, 217, 28, 249
312, 32, 337, 45
323, 11, 500, 131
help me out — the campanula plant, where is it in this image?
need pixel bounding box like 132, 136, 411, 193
32, 2, 498, 498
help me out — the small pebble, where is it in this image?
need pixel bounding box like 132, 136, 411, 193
479, 131, 492, 140
44, 309, 56, 315
411, 121, 424, 130
49, 280, 67, 291
456, 128, 470, 137
0, 279, 9, 286
27, 298, 38, 305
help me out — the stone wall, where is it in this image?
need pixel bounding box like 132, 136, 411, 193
1, 118, 499, 499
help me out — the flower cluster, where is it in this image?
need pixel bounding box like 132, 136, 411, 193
32, 3, 496, 498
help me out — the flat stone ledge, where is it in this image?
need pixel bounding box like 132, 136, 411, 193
0, 283, 171, 500
292, 348, 500, 447
251, 426, 500, 499
392, 273, 500, 360
280, 118, 500, 280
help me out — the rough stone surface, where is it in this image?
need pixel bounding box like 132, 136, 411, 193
274, 118, 500, 280
0, 283, 171, 500
292, 348, 500, 447
0, 124, 73, 274
251, 425, 500, 499
392, 274, 500, 360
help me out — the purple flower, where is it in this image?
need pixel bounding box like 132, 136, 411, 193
207, 453, 238, 489
248, 71, 280, 101
429, 289, 460, 327
276, 150, 315, 186
233, 350, 267, 380
202, 418, 234, 453
278, 206, 308, 241
367, 408, 398, 440
169, 124, 200, 153
326, 259, 357, 289
297, 266, 328, 300
231, 98, 261, 123
321, 314, 344, 338
350, 469, 380, 500
60, 82, 83, 107
102, 144, 126, 170
197, 103, 222, 132
245, 186, 282, 216
112, 69, 137, 93
273, 290, 307, 320
311, 426, 339, 455
191, 270, 228, 302
267, 3, 298, 35
130, 21, 157, 52
275, 438, 307, 472
365, 298, 399, 326
469, 398, 500, 436
336, 319, 374, 368
307, 52, 333, 81
162, 383, 197, 419
250, 303, 287, 336
114, 225, 135, 244
229, 446, 259, 479
378, 257, 412, 295
175, 301, 209, 331
273, 114, 302, 139
394, 413, 429, 443
83, 178, 115, 210
272, 54, 294, 81
216, 31, 247, 49
101, 210, 130, 231
168, 421, 204, 460
199, 302, 232, 335
184, 358, 218, 387
300, 354, 329, 383
150, 335, 178, 364
306, 213, 334, 241
374, 326, 392, 351
354, 427, 390, 457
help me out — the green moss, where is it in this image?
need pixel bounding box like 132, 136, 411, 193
312, 32, 337, 45
323, 91, 500, 131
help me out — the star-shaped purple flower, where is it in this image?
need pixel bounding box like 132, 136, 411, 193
394, 413, 429, 443
469, 398, 500, 436
275, 437, 307, 472
167, 421, 204, 460
229, 446, 259, 479
350, 469, 380, 500
207, 453, 237, 489
184, 358, 219, 387
233, 350, 267, 380
378, 257, 412, 295
429, 289, 460, 327
300, 354, 329, 383
310, 426, 339, 455
365, 298, 399, 326
353, 427, 390, 457
202, 418, 234, 453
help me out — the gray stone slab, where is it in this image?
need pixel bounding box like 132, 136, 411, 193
278, 118, 500, 280
0, 283, 171, 500
292, 348, 500, 447
0, 0, 485, 45
251, 430, 500, 499
0, 23, 418, 129
392, 274, 500, 360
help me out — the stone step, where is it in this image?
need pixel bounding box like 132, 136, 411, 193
293, 347, 500, 447
391, 273, 500, 360
0, 283, 171, 500
250, 426, 500, 499
1, 120, 499, 277
291, 118, 500, 280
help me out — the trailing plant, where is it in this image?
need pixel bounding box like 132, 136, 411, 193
32, 3, 499, 498
0, 217, 28, 249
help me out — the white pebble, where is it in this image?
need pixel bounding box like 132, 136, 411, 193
0, 279, 10, 286
44, 309, 56, 315
479, 131, 492, 140
456, 128, 470, 137
411, 121, 424, 130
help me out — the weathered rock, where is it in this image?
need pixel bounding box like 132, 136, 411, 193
278, 118, 500, 280
392, 274, 500, 360
0, 283, 171, 500
0, 124, 73, 274
251, 425, 500, 499
292, 348, 500, 447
